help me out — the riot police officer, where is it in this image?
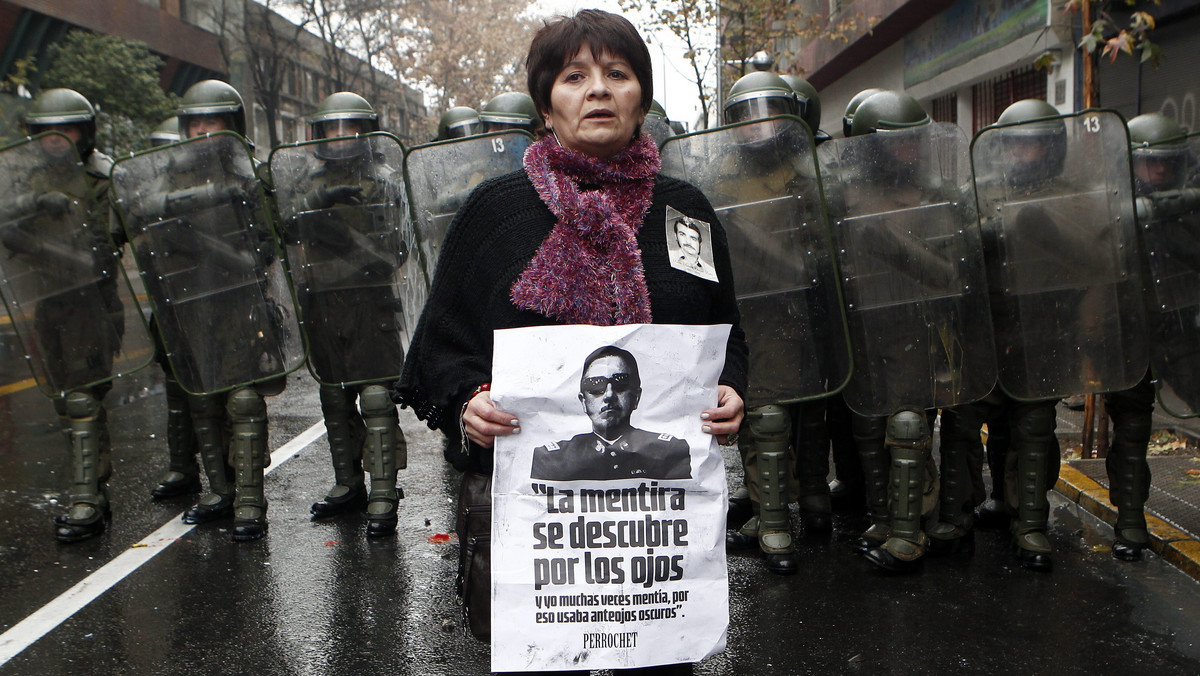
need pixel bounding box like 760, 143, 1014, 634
184, 80, 285, 541
281, 91, 409, 537
1107, 112, 1197, 560
841, 88, 883, 138
938, 99, 1147, 571
435, 106, 483, 141
827, 90, 994, 572
149, 117, 181, 148
930, 100, 1066, 571
115, 80, 297, 542
713, 71, 852, 574
5, 89, 129, 541
479, 92, 542, 135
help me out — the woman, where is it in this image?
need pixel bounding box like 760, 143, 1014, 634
392, 8, 747, 663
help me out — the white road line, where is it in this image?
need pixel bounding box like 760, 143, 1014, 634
0, 421, 327, 666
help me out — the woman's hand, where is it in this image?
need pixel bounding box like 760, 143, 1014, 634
701, 385, 744, 445
462, 390, 520, 448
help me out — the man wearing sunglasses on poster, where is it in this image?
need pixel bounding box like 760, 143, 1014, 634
531, 346, 692, 481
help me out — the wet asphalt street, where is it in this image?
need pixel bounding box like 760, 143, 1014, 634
1, 364, 1200, 675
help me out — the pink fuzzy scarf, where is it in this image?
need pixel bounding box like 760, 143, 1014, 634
511, 133, 660, 325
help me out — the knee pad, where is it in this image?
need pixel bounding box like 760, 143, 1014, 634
748, 404, 790, 439
64, 391, 102, 420
886, 409, 929, 447
227, 388, 267, 420
360, 384, 395, 418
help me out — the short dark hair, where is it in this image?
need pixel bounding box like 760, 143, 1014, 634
526, 10, 653, 130
674, 217, 702, 244
581, 345, 641, 388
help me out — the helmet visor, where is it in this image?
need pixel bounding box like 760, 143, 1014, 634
484, 120, 531, 133
445, 119, 484, 139
315, 119, 369, 140
725, 96, 794, 125
1133, 147, 1189, 190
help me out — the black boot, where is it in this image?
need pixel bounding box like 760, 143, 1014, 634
852, 414, 890, 554
311, 386, 367, 518
1011, 401, 1057, 572
183, 394, 234, 525
795, 400, 832, 535
928, 405, 981, 557
152, 375, 201, 500
1106, 382, 1153, 562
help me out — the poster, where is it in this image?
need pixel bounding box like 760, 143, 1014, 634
491, 323, 731, 671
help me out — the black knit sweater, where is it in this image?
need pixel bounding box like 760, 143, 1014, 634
392, 169, 749, 472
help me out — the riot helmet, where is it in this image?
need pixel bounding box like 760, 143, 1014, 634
436, 106, 483, 141
723, 71, 798, 125
309, 91, 378, 161
850, 91, 931, 181
178, 80, 246, 139
849, 90, 930, 136
310, 91, 379, 138
149, 117, 181, 147
25, 88, 97, 158
646, 99, 668, 123
842, 88, 883, 138
780, 74, 821, 135
480, 92, 541, 133
992, 98, 1066, 186
1127, 112, 1189, 192
643, 99, 673, 147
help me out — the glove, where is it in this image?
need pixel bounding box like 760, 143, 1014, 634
302, 184, 364, 210
37, 191, 72, 217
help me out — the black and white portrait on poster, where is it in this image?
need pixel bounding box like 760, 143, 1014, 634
666, 206, 719, 282
491, 323, 731, 672
530, 344, 692, 481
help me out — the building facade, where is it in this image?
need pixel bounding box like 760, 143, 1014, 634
752, 0, 1199, 137
0, 0, 425, 149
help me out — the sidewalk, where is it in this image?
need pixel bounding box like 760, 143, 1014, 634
1054, 401, 1200, 582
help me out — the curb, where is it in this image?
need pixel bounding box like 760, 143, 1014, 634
1056, 465, 1200, 582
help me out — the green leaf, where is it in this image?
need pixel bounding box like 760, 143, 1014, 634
1140, 40, 1162, 67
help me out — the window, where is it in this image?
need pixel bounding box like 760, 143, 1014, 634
971, 64, 1046, 133
931, 93, 957, 124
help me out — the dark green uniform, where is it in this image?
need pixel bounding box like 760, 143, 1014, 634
532, 428, 691, 481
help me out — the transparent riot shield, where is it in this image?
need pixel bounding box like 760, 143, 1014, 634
0, 132, 154, 397
111, 131, 303, 395
403, 130, 532, 274
818, 122, 996, 417
1134, 133, 1200, 416
268, 132, 424, 386
971, 110, 1146, 400
661, 115, 851, 408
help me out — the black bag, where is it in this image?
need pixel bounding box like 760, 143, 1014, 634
455, 471, 492, 640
